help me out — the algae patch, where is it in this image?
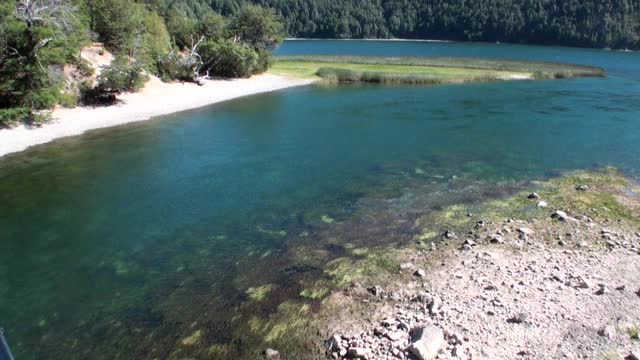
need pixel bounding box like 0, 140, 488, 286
321, 215, 335, 224
181, 329, 203, 346
246, 284, 274, 301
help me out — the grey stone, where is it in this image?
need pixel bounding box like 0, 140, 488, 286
429, 296, 442, 315
552, 272, 565, 283
517, 227, 535, 236
576, 185, 589, 191
595, 284, 610, 295
387, 331, 404, 342
408, 325, 444, 360
507, 312, 528, 324
528, 192, 540, 199
414, 269, 427, 278
347, 347, 370, 358
367, 285, 383, 296
444, 230, 457, 239
551, 210, 569, 221
328, 334, 342, 352
265, 348, 280, 359
627, 350, 640, 360
597, 325, 616, 338
537, 201, 549, 208
400, 262, 414, 270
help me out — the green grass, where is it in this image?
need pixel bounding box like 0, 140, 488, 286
269, 55, 606, 85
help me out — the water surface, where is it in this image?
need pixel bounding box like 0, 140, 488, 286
1, 40, 639, 358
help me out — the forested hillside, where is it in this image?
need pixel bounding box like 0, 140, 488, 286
0, 0, 283, 126
205, 0, 640, 49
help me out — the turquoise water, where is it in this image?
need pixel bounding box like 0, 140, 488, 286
1, 41, 639, 358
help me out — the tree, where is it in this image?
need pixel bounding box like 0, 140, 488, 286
228, 5, 284, 51
0, 0, 84, 125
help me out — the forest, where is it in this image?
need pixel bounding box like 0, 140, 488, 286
0, 0, 283, 126
207, 0, 640, 49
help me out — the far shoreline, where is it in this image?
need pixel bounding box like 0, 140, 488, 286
0, 74, 315, 159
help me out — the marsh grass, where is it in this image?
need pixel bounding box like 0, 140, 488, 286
271, 55, 606, 84
316, 67, 502, 85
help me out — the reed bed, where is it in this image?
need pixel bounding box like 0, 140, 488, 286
271, 55, 606, 84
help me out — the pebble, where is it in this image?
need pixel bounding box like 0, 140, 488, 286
576, 185, 589, 191
537, 200, 548, 208
414, 269, 427, 277
517, 227, 535, 236
347, 347, 370, 358
597, 325, 616, 338
551, 210, 569, 221
367, 286, 383, 296
595, 284, 610, 295
400, 262, 414, 270
265, 348, 280, 359
528, 192, 540, 199
507, 312, 528, 324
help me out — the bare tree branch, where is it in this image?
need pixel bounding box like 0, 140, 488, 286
187, 35, 207, 83
15, 0, 76, 30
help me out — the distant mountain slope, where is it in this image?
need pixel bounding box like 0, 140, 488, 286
200, 0, 640, 49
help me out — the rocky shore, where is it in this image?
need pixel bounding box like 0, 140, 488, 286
306, 170, 640, 360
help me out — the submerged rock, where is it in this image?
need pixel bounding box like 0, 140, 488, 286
408, 325, 444, 360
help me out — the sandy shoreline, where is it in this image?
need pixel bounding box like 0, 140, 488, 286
0, 74, 314, 158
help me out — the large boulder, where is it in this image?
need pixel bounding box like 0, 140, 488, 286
407, 325, 444, 360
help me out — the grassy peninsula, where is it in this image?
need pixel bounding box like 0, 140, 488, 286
271, 55, 606, 84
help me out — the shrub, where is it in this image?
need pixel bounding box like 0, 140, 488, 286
97, 55, 149, 93
200, 39, 259, 78
157, 52, 195, 82
0, 107, 30, 128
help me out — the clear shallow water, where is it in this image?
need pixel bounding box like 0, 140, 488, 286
1, 40, 640, 358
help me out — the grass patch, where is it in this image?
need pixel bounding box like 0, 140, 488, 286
270, 55, 605, 84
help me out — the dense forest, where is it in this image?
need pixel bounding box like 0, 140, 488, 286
0, 0, 283, 126
204, 0, 640, 49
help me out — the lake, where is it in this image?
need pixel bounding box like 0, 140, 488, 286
1, 40, 639, 359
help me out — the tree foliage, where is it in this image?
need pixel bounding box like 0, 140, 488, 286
208, 0, 640, 49
1, 0, 284, 126
0, 0, 87, 126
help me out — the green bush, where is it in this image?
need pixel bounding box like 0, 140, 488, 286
200, 39, 259, 78
0, 107, 30, 128
157, 52, 195, 82
97, 55, 149, 93
58, 93, 78, 108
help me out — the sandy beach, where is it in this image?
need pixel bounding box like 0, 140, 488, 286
0, 74, 314, 158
